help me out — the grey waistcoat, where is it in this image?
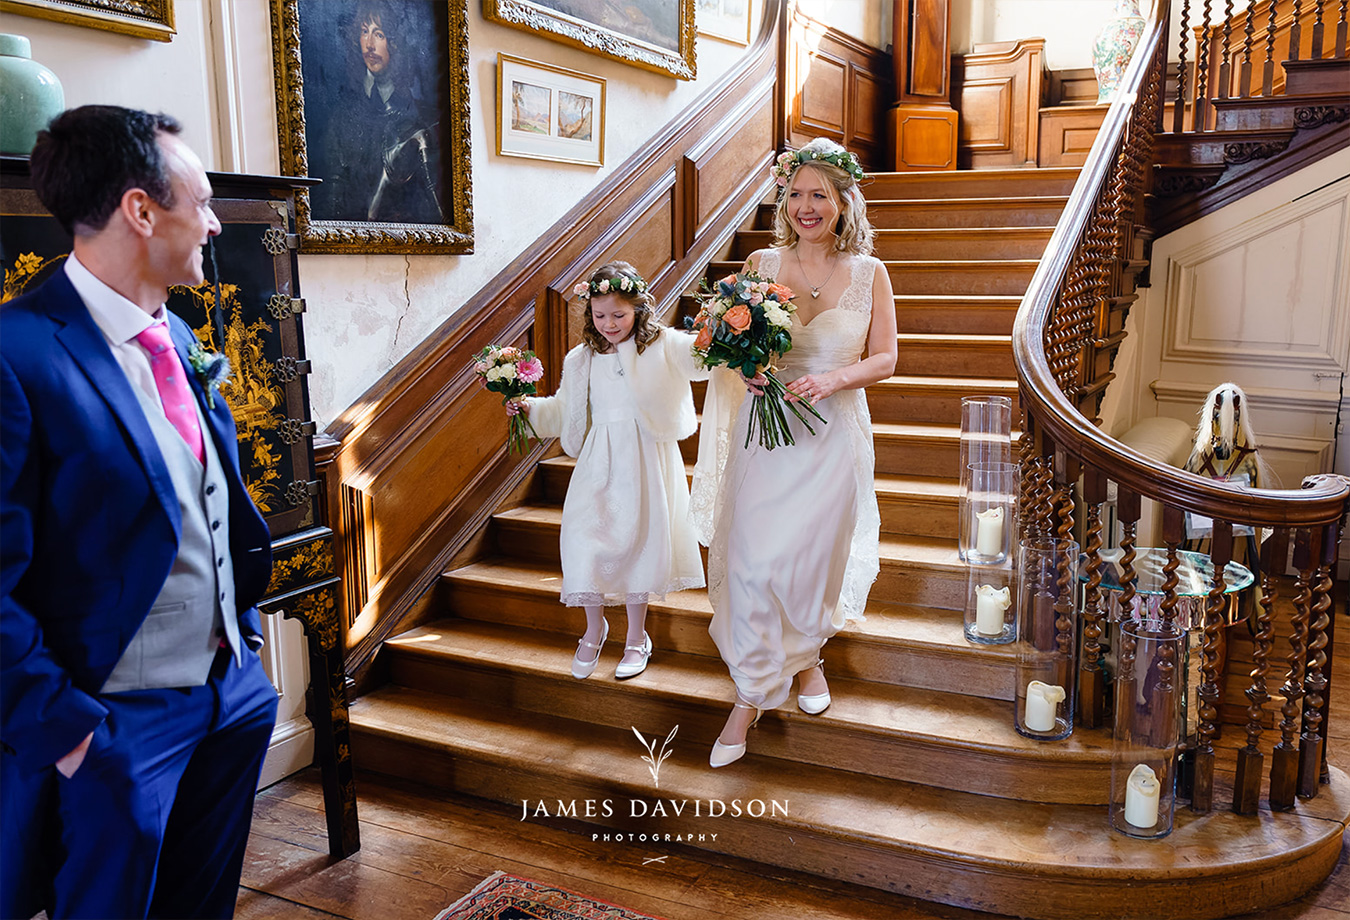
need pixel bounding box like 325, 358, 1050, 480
101, 384, 241, 693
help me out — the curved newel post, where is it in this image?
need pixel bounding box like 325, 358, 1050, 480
1192, 520, 1233, 814
1080, 469, 1108, 728
1235, 528, 1287, 814
1272, 528, 1318, 809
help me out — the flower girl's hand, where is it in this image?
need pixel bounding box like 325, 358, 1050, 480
786, 373, 838, 405
740, 371, 767, 396
506, 397, 528, 417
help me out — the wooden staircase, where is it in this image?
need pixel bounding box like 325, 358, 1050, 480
346, 166, 1349, 920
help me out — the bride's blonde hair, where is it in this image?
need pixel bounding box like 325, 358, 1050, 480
771, 138, 875, 257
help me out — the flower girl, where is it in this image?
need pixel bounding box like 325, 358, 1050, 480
512, 262, 707, 680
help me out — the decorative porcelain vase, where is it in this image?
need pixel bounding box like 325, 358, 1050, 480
0, 34, 64, 156
1092, 0, 1146, 103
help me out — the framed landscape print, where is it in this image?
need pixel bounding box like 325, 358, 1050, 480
483, 0, 696, 80
0, 0, 175, 41
497, 54, 605, 166
269, 0, 473, 254
697, 0, 751, 45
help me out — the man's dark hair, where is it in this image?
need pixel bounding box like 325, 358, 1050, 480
29, 105, 182, 236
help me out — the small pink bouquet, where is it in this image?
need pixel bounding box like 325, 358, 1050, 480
474, 344, 544, 454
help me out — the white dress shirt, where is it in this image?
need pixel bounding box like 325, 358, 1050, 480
64, 253, 176, 420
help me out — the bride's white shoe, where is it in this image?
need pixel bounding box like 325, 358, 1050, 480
797, 658, 831, 714
709, 701, 762, 768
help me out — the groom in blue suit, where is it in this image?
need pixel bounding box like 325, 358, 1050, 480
1, 106, 278, 918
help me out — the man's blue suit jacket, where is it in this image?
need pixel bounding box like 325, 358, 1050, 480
0, 268, 273, 917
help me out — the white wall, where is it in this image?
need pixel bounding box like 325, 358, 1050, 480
953, 0, 1118, 70
797, 0, 892, 49
6, 0, 761, 427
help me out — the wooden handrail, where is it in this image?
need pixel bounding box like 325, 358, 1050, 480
1012, 0, 1349, 529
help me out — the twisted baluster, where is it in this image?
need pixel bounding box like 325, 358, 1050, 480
1017, 418, 1037, 533
1080, 472, 1107, 728
1337, 0, 1347, 58
1313, 0, 1327, 56
1263, 0, 1279, 94
1192, 522, 1232, 813
1291, 0, 1305, 61
1195, 0, 1216, 129
1175, 0, 1192, 130
1053, 483, 1077, 693
1299, 527, 1336, 797
1220, 0, 1237, 97
1234, 534, 1281, 814
1028, 453, 1056, 540
1271, 529, 1314, 810
1240, 0, 1257, 94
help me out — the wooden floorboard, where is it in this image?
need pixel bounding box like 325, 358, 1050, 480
241, 603, 1350, 920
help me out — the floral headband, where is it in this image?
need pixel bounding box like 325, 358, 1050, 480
571, 272, 648, 300
770, 147, 866, 187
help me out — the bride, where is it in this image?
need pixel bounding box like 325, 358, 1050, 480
692, 137, 896, 768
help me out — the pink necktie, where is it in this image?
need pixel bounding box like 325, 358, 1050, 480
133, 323, 205, 464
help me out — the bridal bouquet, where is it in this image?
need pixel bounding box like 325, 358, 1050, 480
474, 344, 544, 454
686, 271, 825, 450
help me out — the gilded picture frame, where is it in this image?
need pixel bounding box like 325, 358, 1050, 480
0, 0, 175, 41
483, 0, 696, 80
497, 53, 606, 167
269, 0, 473, 254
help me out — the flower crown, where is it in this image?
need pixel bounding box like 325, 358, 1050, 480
770, 147, 866, 187
571, 272, 648, 300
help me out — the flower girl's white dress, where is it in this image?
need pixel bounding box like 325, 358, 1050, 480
693, 249, 882, 709
559, 352, 704, 606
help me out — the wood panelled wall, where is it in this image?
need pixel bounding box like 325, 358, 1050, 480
785, 6, 892, 170
953, 39, 1047, 169
322, 1, 788, 683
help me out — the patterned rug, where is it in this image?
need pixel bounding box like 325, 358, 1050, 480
435, 872, 667, 920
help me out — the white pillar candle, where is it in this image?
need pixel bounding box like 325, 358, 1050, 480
1024, 680, 1066, 732
975, 585, 1011, 636
1124, 763, 1161, 828
975, 506, 1005, 557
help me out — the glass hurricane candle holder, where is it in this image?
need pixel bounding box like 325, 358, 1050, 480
958, 396, 1012, 562
962, 461, 1017, 565
1109, 619, 1184, 839
1014, 537, 1080, 741
965, 558, 1015, 645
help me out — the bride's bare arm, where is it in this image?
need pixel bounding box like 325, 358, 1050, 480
785, 260, 896, 404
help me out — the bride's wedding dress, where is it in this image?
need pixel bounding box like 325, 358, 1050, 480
692, 248, 882, 709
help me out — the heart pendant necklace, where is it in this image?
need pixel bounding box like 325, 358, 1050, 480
796, 248, 839, 299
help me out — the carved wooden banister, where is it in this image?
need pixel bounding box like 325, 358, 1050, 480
1013, 0, 1349, 818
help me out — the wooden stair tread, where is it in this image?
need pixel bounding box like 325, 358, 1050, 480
869, 196, 1070, 207
872, 473, 960, 498
444, 558, 973, 628
897, 333, 1013, 344
883, 374, 1018, 388
350, 688, 1350, 893
442, 558, 987, 655
382, 619, 1103, 761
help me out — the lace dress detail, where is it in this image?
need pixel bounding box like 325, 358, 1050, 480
559, 353, 706, 607
694, 248, 883, 709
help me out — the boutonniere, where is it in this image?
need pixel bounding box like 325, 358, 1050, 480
187, 340, 231, 409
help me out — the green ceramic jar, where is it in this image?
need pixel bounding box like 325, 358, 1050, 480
0, 34, 65, 156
